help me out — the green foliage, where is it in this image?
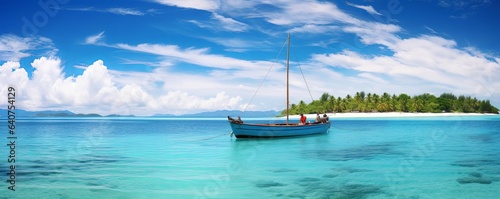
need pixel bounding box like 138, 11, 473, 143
283, 91, 499, 115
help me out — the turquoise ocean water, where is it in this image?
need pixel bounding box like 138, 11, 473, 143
2, 116, 500, 198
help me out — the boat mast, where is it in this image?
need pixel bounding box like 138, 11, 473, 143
286, 33, 290, 125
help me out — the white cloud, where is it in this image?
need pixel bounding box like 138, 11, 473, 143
64, 7, 149, 16
188, 13, 249, 32
425, 26, 438, 34
264, 1, 361, 26
151, 0, 396, 40
312, 34, 500, 98
346, 2, 382, 16
343, 22, 402, 47
154, 0, 220, 11
113, 42, 276, 71
0, 56, 250, 115
120, 58, 174, 67
289, 24, 339, 34
358, 72, 388, 84
211, 13, 249, 32
231, 0, 403, 49
437, 0, 491, 9
158, 91, 242, 112
85, 31, 105, 45
23, 57, 117, 109
187, 20, 209, 29
107, 8, 144, 16
0, 61, 29, 97
201, 37, 257, 51
163, 0, 357, 28
0, 35, 56, 61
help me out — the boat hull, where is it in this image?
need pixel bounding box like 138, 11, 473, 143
229, 122, 330, 138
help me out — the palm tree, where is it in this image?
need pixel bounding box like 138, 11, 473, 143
411, 97, 424, 112
327, 95, 336, 113
297, 100, 307, 114
366, 93, 372, 112
391, 94, 397, 112
380, 92, 391, 112
290, 103, 297, 115
319, 92, 330, 103
360, 91, 366, 102
438, 93, 456, 112
371, 93, 379, 111
345, 94, 353, 112
398, 93, 410, 112
335, 97, 343, 113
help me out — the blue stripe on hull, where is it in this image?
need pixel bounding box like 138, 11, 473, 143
229, 122, 330, 138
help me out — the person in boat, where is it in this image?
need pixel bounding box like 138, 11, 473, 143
315, 113, 321, 124
321, 114, 329, 123
299, 114, 307, 125
227, 116, 243, 124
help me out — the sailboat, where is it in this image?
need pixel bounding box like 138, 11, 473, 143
228, 34, 331, 138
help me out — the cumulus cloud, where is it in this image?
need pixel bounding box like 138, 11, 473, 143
21, 57, 120, 109
0, 61, 29, 97
0, 57, 246, 115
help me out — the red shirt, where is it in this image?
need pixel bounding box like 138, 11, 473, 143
300, 115, 306, 123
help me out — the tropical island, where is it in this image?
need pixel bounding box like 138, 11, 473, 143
282, 92, 499, 115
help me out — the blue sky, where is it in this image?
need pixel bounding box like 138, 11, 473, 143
1, 0, 499, 115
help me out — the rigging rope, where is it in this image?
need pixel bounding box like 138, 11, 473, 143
241, 38, 289, 114
241, 36, 317, 115
293, 51, 315, 103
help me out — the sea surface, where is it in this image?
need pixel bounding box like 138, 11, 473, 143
1, 115, 500, 198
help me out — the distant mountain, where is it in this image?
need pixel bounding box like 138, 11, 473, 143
179, 110, 281, 118
105, 114, 136, 117
151, 113, 177, 117
0, 109, 40, 117
0, 109, 73, 117
0, 109, 279, 118
0, 109, 106, 117
33, 110, 77, 117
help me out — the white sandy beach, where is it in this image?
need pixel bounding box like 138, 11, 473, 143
285, 112, 499, 119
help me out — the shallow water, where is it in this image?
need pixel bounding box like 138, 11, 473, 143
1, 116, 500, 198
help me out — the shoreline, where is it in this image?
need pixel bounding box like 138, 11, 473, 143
284, 112, 499, 119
